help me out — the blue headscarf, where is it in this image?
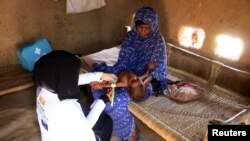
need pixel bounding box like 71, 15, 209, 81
94, 6, 167, 93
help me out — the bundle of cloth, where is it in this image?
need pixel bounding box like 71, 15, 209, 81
165, 79, 205, 102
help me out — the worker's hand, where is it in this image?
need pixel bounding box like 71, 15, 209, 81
101, 73, 118, 83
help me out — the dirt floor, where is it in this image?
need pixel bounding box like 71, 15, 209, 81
0, 87, 164, 141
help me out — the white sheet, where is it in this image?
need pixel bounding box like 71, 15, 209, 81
66, 0, 106, 14
81, 45, 121, 69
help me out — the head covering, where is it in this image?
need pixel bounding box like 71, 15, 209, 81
33, 50, 81, 100
132, 6, 159, 36
120, 6, 167, 92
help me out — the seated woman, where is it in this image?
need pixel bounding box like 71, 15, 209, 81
92, 7, 167, 141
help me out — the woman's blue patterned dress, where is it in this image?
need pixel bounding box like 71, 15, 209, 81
92, 7, 167, 140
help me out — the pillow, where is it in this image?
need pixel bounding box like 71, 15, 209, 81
165, 81, 205, 102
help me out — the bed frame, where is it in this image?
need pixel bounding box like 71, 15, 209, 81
128, 66, 250, 141
128, 44, 250, 141
0, 65, 33, 96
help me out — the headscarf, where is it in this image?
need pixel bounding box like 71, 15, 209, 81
132, 6, 160, 37
94, 6, 167, 92
33, 50, 81, 100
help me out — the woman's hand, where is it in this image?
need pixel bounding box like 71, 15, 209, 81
148, 62, 156, 70
101, 73, 118, 83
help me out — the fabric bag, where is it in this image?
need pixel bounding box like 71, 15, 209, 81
165, 80, 205, 102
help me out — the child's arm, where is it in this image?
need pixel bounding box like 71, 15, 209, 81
143, 75, 153, 85
139, 62, 156, 83
90, 82, 110, 89
90, 81, 127, 89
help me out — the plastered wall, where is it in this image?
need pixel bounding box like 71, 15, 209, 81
0, 0, 146, 67
0, 0, 103, 67
2, 0, 250, 71
157, 0, 250, 72
141, 0, 250, 96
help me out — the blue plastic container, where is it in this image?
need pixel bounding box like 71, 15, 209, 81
17, 38, 52, 72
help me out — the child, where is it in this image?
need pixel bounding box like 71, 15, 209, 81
91, 62, 156, 101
